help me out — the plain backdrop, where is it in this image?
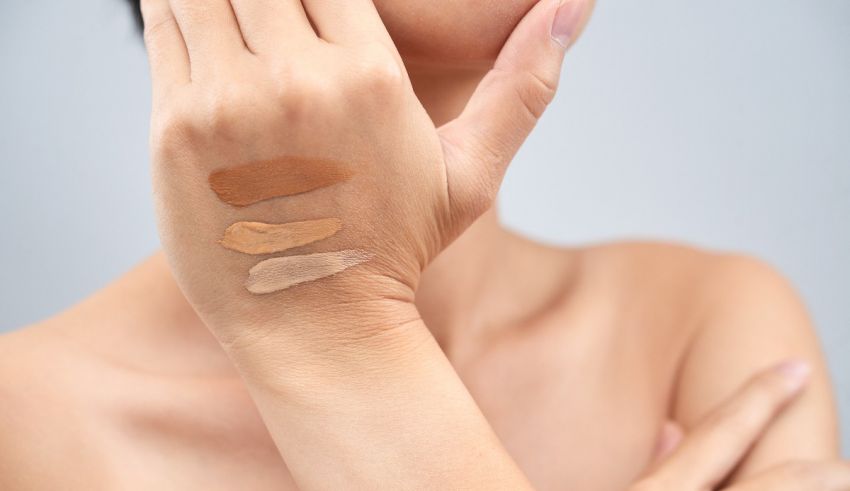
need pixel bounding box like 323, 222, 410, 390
1, 0, 848, 452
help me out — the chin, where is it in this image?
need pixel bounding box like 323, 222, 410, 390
373, 0, 538, 65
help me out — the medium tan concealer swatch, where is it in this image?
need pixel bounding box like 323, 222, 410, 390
246, 250, 373, 295
220, 218, 343, 255
209, 157, 355, 207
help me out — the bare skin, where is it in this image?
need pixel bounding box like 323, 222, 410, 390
0, 225, 840, 489
0, 0, 841, 489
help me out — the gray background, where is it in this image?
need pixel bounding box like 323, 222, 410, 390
1, 0, 848, 452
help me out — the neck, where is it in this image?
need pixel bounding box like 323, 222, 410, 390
407, 60, 488, 126
416, 209, 514, 352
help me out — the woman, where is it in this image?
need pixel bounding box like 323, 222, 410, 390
0, 0, 845, 489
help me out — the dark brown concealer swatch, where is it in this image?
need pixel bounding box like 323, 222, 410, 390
209, 157, 355, 207
220, 218, 343, 255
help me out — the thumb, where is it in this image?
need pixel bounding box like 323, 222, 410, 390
438, 0, 591, 227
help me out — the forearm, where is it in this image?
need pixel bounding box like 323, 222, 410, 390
221, 305, 530, 490
676, 337, 838, 477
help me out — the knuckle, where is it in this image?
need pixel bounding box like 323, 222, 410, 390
151, 103, 195, 156
142, 15, 173, 47
270, 64, 301, 99
140, 1, 172, 42
201, 85, 250, 134
510, 68, 558, 120
441, 132, 502, 221
350, 45, 405, 96
270, 66, 332, 119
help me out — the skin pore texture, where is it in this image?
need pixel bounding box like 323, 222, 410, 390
208, 157, 355, 207
220, 219, 344, 255
0, 0, 842, 490
246, 250, 375, 295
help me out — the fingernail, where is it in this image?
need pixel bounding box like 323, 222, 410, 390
551, 0, 587, 48
776, 360, 812, 392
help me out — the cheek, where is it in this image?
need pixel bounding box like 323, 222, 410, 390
373, 0, 538, 64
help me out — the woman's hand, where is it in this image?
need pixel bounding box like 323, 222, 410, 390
142, 0, 590, 348
634, 361, 850, 491
140, 1, 590, 488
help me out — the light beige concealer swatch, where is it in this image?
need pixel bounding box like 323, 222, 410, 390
246, 250, 374, 295
220, 218, 343, 255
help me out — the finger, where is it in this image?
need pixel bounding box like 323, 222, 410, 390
228, 0, 316, 55
141, 0, 190, 101
169, 0, 247, 71
651, 421, 684, 466
655, 361, 812, 489
438, 0, 592, 227
726, 461, 850, 491
301, 0, 395, 48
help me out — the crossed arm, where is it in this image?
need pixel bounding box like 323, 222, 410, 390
674, 255, 840, 480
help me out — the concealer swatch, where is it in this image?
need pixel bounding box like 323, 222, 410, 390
209, 157, 355, 207
220, 218, 343, 255
246, 250, 373, 295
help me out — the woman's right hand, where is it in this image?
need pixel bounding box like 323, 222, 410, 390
142, 0, 589, 350
633, 361, 850, 491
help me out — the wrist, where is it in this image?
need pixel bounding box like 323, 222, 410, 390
200, 263, 417, 340
215, 293, 432, 396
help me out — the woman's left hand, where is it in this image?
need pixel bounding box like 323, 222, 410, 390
634, 362, 850, 491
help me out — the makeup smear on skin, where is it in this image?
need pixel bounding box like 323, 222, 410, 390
245, 250, 374, 295
209, 157, 355, 207
220, 218, 343, 255
208, 156, 370, 293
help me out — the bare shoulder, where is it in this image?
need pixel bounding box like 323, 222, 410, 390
569, 240, 838, 471
576, 238, 775, 278
0, 325, 56, 488
574, 239, 829, 375
0, 320, 106, 489
574, 240, 808, 324
0, 323, 70, 419
568, 241, 774, 345
575, 240, 840, 470
570, 240, 762, 326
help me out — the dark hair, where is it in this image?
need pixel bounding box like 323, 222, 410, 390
126, 0, 143, 33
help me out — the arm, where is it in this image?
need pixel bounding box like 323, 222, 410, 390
672, 255, 840, 480
139, 0, 590, 487
226, 312, 531, 489
634, 362, 850, 491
